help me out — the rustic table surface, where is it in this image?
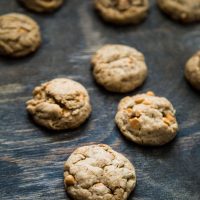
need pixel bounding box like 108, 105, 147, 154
0, 0, 200, 200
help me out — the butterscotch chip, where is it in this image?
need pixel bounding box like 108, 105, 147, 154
26, 78, 92, 130
64, 144, 136, 200
126, 108, 133, 113
65, 175, 76, 186
135, 98, 144, 104
146, 91, 155, 96
165, 113, 175, 122
142, 100, 151, 105
163, 117, 171, 126
91, 44, 148, 93
19, 0, 63, 12
157, 0, 200, 23
0, 13, 41, 57
185, 51, 200, 90
129, 118, 141, 129
115, 92, 178, 146
94, 0, 149, 24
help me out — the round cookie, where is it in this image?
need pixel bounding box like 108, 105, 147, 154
0, 13, 41, 57
26, 78, 92, 130
157, 0, 200, 23
91, 44, 148, 93
94, 0, 149, 24
19, 0, 63, 12
115, 91, 178, 146
64, 144, 136, 200
185, 51, 200, 90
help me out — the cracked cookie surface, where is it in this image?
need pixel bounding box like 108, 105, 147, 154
64, 144, 136, 200
185, 51, 200, 90
115, 91, 178, 146
0, 13, 41, 57
94, 0, 149, 24
19, 0, 63, 12
91, 44, 148, 93
157, 0, 200, 23
26, 78, 92, 130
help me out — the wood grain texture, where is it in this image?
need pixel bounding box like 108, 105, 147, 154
0, 0, 200, 199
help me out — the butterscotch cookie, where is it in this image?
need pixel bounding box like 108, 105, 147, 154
0, 13, 41, 57
19, 0, 63, 12
115, 91, 178, 146
91, 44, 148, 93
26, 78, 92, 130
64, 144, 136, 200
185, 51, 200, 90
157, 0, 200, 23
94, 0, 149, 24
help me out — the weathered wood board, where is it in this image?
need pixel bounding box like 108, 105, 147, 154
0, 0, 200, 199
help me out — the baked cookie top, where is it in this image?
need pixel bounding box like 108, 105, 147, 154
64, 144, 136, 200
92, 44, 148, 93
26, 78, 92, 130
115, 91, 178, 146
157, 0, 200, 23
94, 0, 149, 24
0, 13, 41, 57
19, 0, 63, 12
185, 51, 200, 90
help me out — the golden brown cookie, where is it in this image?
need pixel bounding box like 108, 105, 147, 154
64, 144, 136, 200
91, 44, 148, 93
115, 91, 178, 146
26, 78, 92, 130
19, 0, 63, 12
185, 51, 200, 90
157, 0, 200, 23
0, 13, 41, 57
94, 0, 149, 24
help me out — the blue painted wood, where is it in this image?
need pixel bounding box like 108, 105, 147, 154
0, 0, 200, 199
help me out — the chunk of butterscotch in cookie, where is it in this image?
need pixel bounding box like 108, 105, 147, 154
157, 0, 200, 23
94, 0, 149, 24
91, 44, 148, 93
19, 0, 63, 12
64, 144, 136, 200
185, 51, 200, 90
0, 13, 41, 57
26, 78, 92, 130
115, 92, 178, 146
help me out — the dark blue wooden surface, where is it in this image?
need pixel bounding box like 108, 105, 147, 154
0, 0, 200, 199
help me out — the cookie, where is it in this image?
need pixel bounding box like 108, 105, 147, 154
185, 51, 200, 90
157, 0, 200, 23
19, 0, 63, 12
115, 91, 178, 146
0, 13, 41, 57
64, 144, 136, 200
26, 78, 92, 130
94, 0, 149, 24
91, 44, 148, 93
